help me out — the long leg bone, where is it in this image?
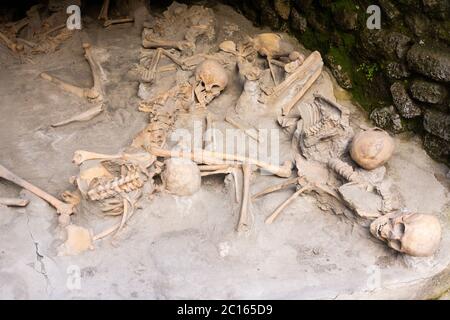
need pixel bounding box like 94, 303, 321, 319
149, 146, 293, 178
237, 163, 252, 232
0, 197, 29, 207
0, 164, 74, 219
251, 177, 299, 200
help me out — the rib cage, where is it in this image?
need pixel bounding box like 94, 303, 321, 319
88, 167, 146, 201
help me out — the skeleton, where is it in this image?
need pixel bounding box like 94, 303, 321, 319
350, 127, 395, 170
194, 59, 228, 108
70, 150, 162, 240
0, 3, 75, 60
370, 211, 442, 256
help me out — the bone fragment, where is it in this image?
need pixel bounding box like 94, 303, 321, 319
200, 167, 235, 177
265, 185, 309, 224
251, 177, 298, 200
0, 197, 29, 207
40, 43, 105, 102
237, 163, 252, 232
51, 104, 104, 127
269, 51, 322, 98
0, 164, 74, 218
104, 18, 134, 27
281, 65, 322, 116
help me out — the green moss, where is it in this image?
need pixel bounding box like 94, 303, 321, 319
330, 0, 358, 12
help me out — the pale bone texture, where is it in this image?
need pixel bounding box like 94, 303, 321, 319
237, 163, 252, 232
194, 59, 228, 107
57, 224, 94, 256
350, 128, 395, 170
161, 158, 201, 196
370, 211, 442, 257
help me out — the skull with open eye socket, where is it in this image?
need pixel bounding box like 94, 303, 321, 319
194, 60, 228, 107
370, 211, 441, 257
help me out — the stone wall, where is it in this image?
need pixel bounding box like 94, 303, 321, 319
222, 0, 450, 166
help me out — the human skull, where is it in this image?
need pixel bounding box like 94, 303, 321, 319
194, 60, 228, 106
370, 211, 441, 257
350, 127, 395, 170
162, 158, 201, 196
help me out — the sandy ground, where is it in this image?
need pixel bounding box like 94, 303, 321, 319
0, 4, 449, 299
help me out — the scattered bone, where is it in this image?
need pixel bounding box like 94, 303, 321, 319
141, 48, 162, 83
219, 40, 237, 55
265, 185, 311, 224
150, 146, 293, 178
237, 163, 252, 232
104, 18, 134, 28
51, 104, 104, 127
142, 35, 194, 52
161, 158, 201, 196
0, 164, 74, 224
251, 177, 298, 200
225, 115, 259, 142
57, 224, 94, 256
40, 43, 105, 103
0, 197, 29, 207
268, 51, 322, 99
350, 128, 395, 170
